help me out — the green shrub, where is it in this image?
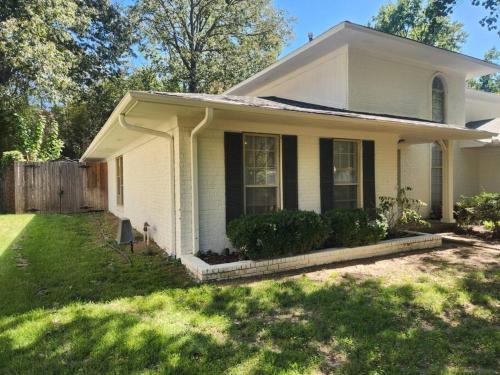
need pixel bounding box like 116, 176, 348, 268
323, 208, 388, 247
227, 210, 330, 260
455, 192, 500, 237
0, 150, 24, 169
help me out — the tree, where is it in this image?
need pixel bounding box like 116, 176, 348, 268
131, 0, 293, 93
55, 67, 178, 159
467, 47, 500, 93
433, 0, 499, 37
0, 0, 133, 160
5, 108, 63, 161
370, 0, 467, 51
0, 0, 133, 104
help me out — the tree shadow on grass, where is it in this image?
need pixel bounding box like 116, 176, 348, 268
0, 214, 498, 374
0, 214, 192, 318
2, 269, 497, 374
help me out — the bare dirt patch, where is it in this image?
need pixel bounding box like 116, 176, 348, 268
282, 243, 500, 284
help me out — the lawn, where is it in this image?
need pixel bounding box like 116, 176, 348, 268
0, 214, 498, 374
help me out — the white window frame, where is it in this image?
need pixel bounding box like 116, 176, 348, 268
333, 139, 363, 209
243, 133, 281, 214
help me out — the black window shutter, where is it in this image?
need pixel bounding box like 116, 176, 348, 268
282, 135, 298, 210
362, 140, 376, 210
320, 138, 334, 213
224, 132, 244, 225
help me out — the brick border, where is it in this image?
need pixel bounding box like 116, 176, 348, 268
181, 233, 442, 282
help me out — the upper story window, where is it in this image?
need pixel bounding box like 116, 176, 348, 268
432, 76, 445, 123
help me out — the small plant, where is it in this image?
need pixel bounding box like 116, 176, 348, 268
227, 210, 330, 260
455, 192, 500, 238
378, 187, 429, 236
323, 208, 388, 247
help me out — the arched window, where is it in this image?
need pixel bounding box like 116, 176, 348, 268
432, 76, 445, 123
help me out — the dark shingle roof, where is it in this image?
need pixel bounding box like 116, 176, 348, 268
144, 91, 469, 129
466, 118, 496, 129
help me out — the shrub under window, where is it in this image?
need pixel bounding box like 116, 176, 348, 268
227, 210, 330, 260
323, 208, 387, 247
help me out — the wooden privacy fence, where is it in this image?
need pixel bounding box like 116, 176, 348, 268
0, 160, 107, 214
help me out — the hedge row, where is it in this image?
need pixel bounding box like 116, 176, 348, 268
227, 209, 388, 260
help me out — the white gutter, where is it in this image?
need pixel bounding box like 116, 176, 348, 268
119, 106, 177, 258
190, 108, 214, 254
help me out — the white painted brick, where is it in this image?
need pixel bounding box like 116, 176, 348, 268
107, 136, 174, 253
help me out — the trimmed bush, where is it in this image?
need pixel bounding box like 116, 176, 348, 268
323, 208, 388, 247
227, 210, 330, 260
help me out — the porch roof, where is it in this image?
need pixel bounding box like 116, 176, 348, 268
81, 91, 497, 161
461, 118, 500, 148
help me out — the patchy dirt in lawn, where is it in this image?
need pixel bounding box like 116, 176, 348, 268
296, 244, 499, 284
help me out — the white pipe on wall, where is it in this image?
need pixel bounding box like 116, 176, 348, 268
190, 108, 214, 254
119, 109, 177, 257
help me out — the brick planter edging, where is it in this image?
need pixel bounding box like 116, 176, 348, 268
181, 233, 442, 282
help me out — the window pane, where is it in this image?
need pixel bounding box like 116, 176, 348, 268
266, 137, 276, 151
255, 168, 266, 185
255, 137, 267, 150
245, 149, 254, 167
244, 135, 279, 213
333, 140, 358, 185
431, 143, 443, 218
267, 151, 275, 167
266, 169, 276, 185
255, 151, 267, 167
432, 78, 445, 123
245, 168, 255, 185
246, 187, 277, 214
244, 136, 254, 150
333, 185, 357, 209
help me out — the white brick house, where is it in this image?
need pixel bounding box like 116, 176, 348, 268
81, 21, 499, 257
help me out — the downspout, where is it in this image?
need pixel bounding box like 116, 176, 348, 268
119, 109, 177, 258
190, 108, 214, 254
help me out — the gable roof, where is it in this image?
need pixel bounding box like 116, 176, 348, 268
226, 21, 500, 95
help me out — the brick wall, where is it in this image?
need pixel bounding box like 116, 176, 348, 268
107, 136, 174, 253
195, 121, 399, 254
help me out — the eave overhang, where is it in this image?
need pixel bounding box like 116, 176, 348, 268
81, 91, 497, 161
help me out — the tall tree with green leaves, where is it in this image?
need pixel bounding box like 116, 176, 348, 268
370, 0, 468, 51
55, 67, 179, 159
0, 0, 133, 103
0, 0, 133, 159
467, 47, 500, 93
131, 0, 293, 93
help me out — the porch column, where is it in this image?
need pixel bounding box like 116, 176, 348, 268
441, 140, 455, 223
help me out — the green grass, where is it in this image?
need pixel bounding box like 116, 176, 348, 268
0, 214, 498, 374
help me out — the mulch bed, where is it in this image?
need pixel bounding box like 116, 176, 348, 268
198, 252, 241, 265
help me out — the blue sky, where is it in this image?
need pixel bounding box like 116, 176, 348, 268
124, 0, 499, 66
275, 0, 499, 59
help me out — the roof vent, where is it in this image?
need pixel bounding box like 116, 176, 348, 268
308, 32, 314, 42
